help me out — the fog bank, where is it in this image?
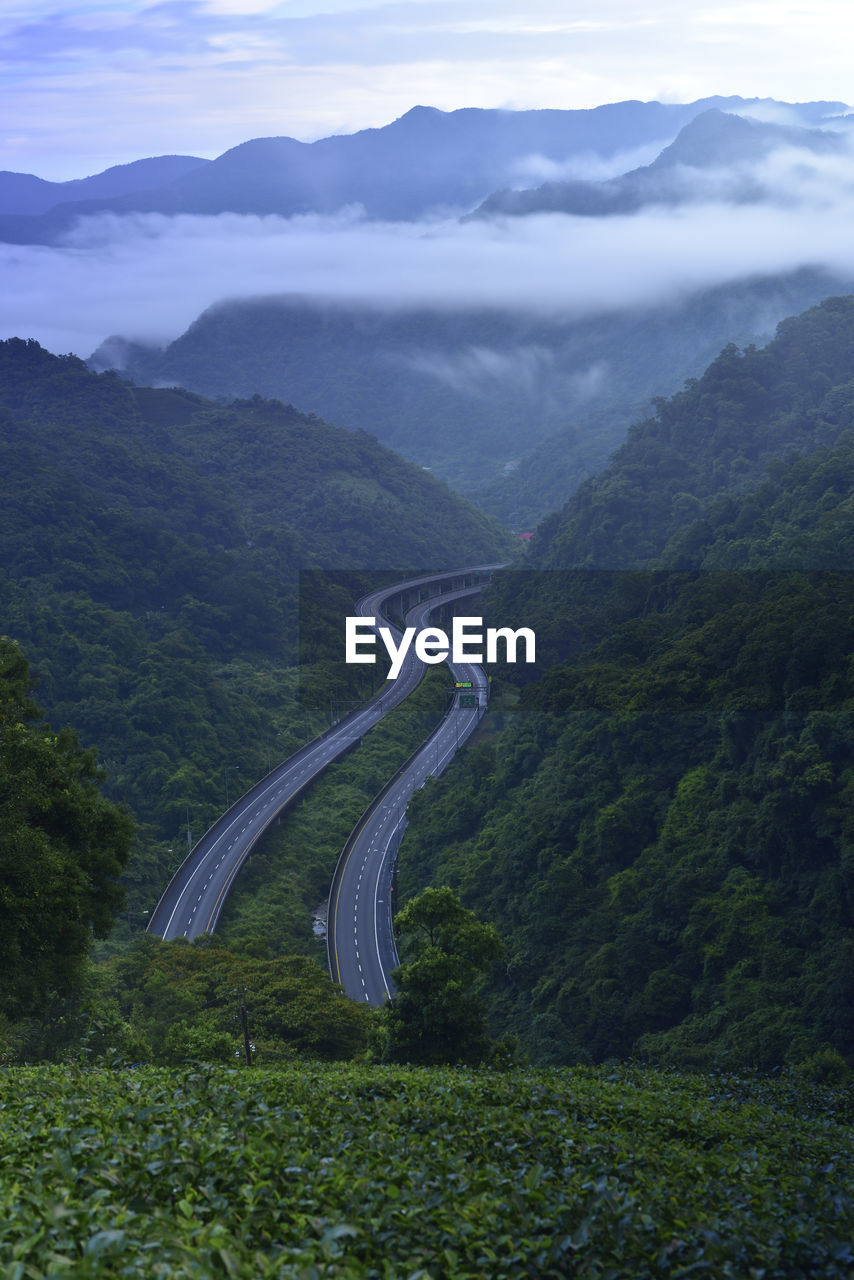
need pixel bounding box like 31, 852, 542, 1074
5, 178, 854, 358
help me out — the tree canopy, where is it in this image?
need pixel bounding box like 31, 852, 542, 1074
0, 338, 509, 937
0, 638, 133, 1025
400, 296, 854, 1070
378, 886, 503, 1066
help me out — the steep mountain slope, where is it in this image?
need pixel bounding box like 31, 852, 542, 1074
96, 269, 854, 510
0, 338, 508, 913
528, 294, 854, 577
398, 294, 854, 1070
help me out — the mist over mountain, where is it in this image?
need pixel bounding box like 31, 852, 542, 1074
0, 96, 845, 243
498, 293, 854, 595
475, 268, 854, 523
92, 267, 854, 517
473, 109, 853, 219
7, 93, 854, 529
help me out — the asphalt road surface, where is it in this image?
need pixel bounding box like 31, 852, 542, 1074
327, 586, 489, 1005
147, 566, 498, 943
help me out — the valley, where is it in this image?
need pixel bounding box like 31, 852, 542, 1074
9, 0, 854, 1261
5, 94, 854, 1073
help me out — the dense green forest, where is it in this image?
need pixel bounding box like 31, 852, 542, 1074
8, 290, 854, 1077
399, 296, 854, 1070
0, 337, 508, 921
0, 638, 133, 1036
473, 272, 852, 527
0, 338, 512, 1061
529, 295, 854, 572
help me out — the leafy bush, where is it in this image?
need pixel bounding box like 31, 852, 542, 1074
1, 1063, 852, 1278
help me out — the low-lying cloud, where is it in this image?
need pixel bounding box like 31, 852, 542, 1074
395, 344, 556, 397
393, 346, 609, 413
654, 141, 854, 207
6, 156, 854, 359
510, 141, 669, 184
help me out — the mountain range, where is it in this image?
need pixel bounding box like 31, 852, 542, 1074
6, 85, 854, 1079
92, 268, 854, 524
66, 94, 854, 524
0, 154, 207, 218
472, 108, 851, 218
0, 96, 847, 242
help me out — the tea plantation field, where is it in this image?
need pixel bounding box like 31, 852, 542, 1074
1, 1063, 852, 1278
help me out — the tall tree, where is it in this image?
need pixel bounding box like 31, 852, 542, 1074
379, 885, 503, 1065
0, 638, 133, 1023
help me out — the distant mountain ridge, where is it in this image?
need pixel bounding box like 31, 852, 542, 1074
471, 109, 850, 219
0, 96, 846, 242
0, 155, 207, 217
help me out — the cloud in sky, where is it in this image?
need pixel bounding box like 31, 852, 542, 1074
5, 153, 854, 359
510, 142, 669, 185
1, 0, 853, 180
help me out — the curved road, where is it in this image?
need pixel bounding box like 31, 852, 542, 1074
147, 566, 499, 942
327, 585, 489, 1005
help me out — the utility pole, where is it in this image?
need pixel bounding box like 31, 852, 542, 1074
237, 990, 252, 1067
224, 764, 240, 807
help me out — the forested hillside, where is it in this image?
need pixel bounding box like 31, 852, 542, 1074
542, 295, 854, 559
0, 338, 508, 925
95, 268, 852, 514
488, 294, 854, 664
8, 290, 854, 1075
399, 295, 854, 1070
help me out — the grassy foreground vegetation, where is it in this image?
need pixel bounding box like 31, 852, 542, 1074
2, 1062, 852, 1279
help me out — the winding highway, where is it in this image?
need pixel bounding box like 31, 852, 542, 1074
147, 566, 498, 944
327, 585, 489, 1005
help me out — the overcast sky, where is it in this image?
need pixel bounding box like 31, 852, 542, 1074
2, 0, 853, 180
